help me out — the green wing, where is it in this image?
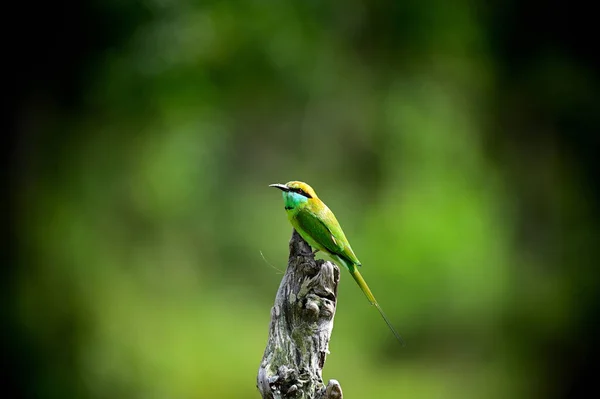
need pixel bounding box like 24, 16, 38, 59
294, 204, 361, 266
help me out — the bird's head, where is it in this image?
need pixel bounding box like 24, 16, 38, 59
269, 181, 319, 209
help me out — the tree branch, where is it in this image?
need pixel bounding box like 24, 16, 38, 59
257, 229, 343, 399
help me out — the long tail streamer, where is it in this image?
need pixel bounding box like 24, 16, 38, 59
350, 268, 405, 346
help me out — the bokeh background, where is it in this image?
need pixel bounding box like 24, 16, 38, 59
5, 1, 599, 398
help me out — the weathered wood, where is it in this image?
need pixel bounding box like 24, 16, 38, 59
257, 229, 343, 399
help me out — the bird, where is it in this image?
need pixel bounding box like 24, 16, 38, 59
269, 180, 404, 345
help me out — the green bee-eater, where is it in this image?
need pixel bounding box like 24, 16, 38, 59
269, 181, 404, 345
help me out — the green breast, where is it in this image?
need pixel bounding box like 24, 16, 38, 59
287, 215, 321, 249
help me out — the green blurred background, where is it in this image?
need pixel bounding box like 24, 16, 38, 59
5, 1, 599, 398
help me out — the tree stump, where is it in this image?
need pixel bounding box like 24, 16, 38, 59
257, 229, 343, 399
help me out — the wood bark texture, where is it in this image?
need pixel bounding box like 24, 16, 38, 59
257, 229, 343, 399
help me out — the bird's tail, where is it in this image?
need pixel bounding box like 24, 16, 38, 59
350, 267, 405, 346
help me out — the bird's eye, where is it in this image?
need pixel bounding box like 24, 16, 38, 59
295, 188, 311, 198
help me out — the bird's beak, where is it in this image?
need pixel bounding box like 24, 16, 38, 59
269, 183, 289, 192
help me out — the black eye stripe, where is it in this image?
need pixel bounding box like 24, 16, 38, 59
291, 187, 312, 198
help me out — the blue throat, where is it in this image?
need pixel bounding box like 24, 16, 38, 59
283, 191, 308, 210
